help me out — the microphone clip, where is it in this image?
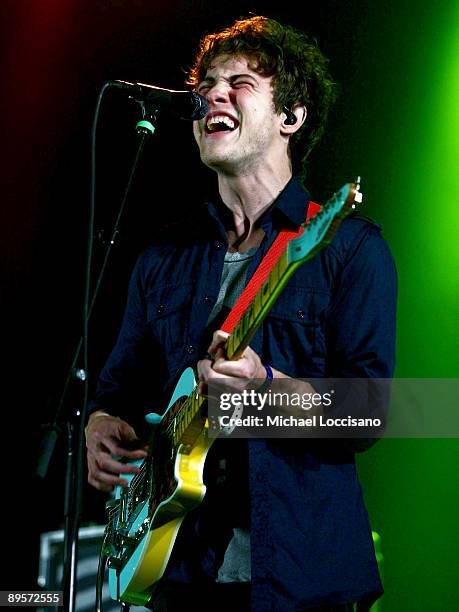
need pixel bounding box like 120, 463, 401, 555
133, 99, 159, 137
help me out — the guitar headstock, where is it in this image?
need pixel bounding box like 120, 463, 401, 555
288, 180, 363, 264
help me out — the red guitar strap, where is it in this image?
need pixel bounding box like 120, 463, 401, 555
221, 200, 321, 334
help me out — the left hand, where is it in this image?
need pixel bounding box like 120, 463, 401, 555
196, 330, 266, 395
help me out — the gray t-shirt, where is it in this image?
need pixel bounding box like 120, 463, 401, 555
205, 247, 257, 583
206, 247, 258, 329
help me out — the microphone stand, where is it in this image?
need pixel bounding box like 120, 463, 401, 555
36, 88, 158, 612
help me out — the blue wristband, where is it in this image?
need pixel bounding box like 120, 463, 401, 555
256, 364, 273, 394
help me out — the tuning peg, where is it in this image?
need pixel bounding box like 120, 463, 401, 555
350, 177, 363, 206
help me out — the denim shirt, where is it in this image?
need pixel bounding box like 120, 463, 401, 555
90, 177, 397, 610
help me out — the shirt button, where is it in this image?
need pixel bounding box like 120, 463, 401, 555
157, 304, 166, 314
214, 241, 223, 250
297, 309, 305, 319
186, 345, 195, 354
203, 295, 213, 304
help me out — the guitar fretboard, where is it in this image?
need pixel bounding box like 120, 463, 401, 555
226, 248, 290, 359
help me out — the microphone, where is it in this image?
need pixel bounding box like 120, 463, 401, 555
108, 80, 209, 120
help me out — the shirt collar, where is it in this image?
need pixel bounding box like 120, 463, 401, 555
205, 176, 310, 235
268, 176, 310, 228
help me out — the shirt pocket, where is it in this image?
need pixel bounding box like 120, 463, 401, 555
264, 285, 329, 375
146, 282, 193, 358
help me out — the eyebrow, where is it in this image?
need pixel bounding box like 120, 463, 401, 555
198, 73, 258, 87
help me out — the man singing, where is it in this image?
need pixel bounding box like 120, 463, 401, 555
86, 15, 396, 611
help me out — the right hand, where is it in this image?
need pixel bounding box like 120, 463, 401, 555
85, 412, 148, 492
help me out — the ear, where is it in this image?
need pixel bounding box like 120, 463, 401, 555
280, 105, 307, 135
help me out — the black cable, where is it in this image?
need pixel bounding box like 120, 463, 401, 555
63, 80, 111, 612
95, 547, 108, 612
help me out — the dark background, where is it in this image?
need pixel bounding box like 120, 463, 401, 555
2, 1, 458, 609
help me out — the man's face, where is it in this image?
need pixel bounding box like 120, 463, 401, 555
193, 55, 285, 176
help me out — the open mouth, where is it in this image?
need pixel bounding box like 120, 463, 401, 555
205, 114, 240, 134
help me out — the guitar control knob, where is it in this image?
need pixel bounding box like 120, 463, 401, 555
107, 556, 123, 570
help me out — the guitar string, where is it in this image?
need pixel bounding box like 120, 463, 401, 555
120, 381, 209, 515
129, 459, 151, 500
119, 390, 202, 517
119, 398, 178, 503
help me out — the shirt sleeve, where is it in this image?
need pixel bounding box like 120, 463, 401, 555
318, 219, 397, 451
87, 253, 166, 430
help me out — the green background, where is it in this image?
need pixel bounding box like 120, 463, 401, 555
352, 2, 459, 610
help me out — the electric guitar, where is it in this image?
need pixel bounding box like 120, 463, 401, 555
101, 181, 363, 606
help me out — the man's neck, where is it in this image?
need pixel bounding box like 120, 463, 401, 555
217, 166, 292, 249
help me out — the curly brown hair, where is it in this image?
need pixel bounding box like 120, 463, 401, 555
187, 15, 337, 177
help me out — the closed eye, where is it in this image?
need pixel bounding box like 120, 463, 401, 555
233, 80, 254, 88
